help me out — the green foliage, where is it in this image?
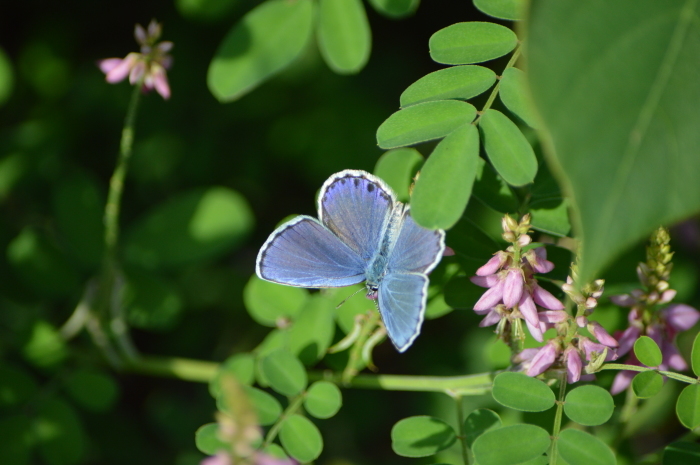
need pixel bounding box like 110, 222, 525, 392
34, 398, 86, 465
367, 0, 419, 18
207, 0, 315, 101
376, 100, 476, 149
528, 0, 700, 283
374, 148, 423, 202
0, 46, 13, 106
279, 414, 323, 463
0, 415, 32, 465
63, 369, 119, 413
499, 68, 538, 128
491, 372, 556, 412
304, 381, 342, 419
288, 295, 336, 365
317, 0, 371, 74
244, 275, 308, 327
391, 416, 457, 457
260, 350, 308, 397
557, 429, 616, 465
634, 336, 663, 367
239, 386, 282, 426
474, 0, 525, 21
563, 385, 614, 426
429, 22, 518, 65
663, 441, 700, 465
210, 354, 256, 398
690, 332, 700, 376
471, 424, 550, 465
195, 423, 227, 455
0, 364, 38, 409
400, 65, 497, 108
123, 270, 184, 330
676, 384, 700, 429
632, 372, 663, 399
463, 408, 501, 447
22, 320, 68, 368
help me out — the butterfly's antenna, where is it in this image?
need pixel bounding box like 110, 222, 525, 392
335, 287, 365, 309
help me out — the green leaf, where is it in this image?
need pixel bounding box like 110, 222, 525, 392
0, 46, 13, 106
564, 385, 614, 426
209, 353, 256, 398
22, 320, 68, 368
318, 0, 370, 74
472, 424, 550, 465
175, 0, 237, 21
260, 350, 308, 397
0, 415, 32, 465
304, 381, 342, 419
463, 408, 501, 447
374, 148, 423, 202
676, 384, 700, 429
527, 0, 700, 283
289, 295, 336, 365
424, 292, 453, 320
391, 416, 457, 457
279, 414, 323, 462
632, 370, 664, 399
400, 65, 497, 108
63, 369, 119, 413
429, 22, 518, 65
124, 270, 184, 330
333, 284, 371, 333
195, 423, 227, 455
207, 0, 315, 101
410, 124, 480, 229
491, 372, 555, 412
242, 386, 283, 426
34, 398, 86, 465
124, 187, 253, 269
692, 332, 700, 377
499, 68, 538, 128
557, 429, 616, 465
474, 0, 525, 21
444, 276, 488, 309
634, 336, 663, 367
479, 109, 538, 186
0, 364, 38, 409
663, 441, 700, 465
244, 275, 308, 327
367, 0, 419, 18
471, 159, 519, 213
377, 100, 476, 149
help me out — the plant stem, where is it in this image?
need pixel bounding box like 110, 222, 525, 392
472, 44, 522, 126
262, 394, 306, 448
601, 363, 698, 384
548, 375, 567, 465
455, 395, 471, 465
126, 355, 220, 382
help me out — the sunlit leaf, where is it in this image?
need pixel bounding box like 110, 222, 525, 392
429, 22, 517, 65
279, 414, 323, 462
304, 381, 342, 419
260, 350, 307, 397
472, 424, 550, 465
318, 0, 371, 74
374, 148, 423, 202
391, 416, 457, 457
499, 67, 538, 128
564, 385, 614, 426
634, 336, 663, 367
244, 275, 308, 327
474, 0, 525, 21
367, 0, 419, 18
463, 408, 501, 447
557, 429, 615, 465
676, 384, 700, 429
491, 372, 555, 412
479, 109, 537, 186
400, 65, 497, 107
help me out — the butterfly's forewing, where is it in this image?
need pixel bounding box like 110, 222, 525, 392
319, 170, 396, 260
388, 209, 445, 274
377, 272, 429, 352
256, 216, 366, 288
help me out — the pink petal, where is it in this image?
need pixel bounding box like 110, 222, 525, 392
517, 234, 531, 247
135, 24, 148, 45
254, 452, 297, 465
518, 293, 539, 327
610, 370, 635, 395
663, 304, 700, 332
539, 310, 569, 323
503, 268, 524, 308
582, 338, 617, 361
532, 284, 564, 310
589, 322, 618, 348
157, 41, 174, 53
514, 348, 539, 363
615, 326, 640, 357
576, 316, 587, 328
526, 343, 558, 377
98, 58, 123, 74
105, 53, 139, 83
564, 347, 582, 384
470, 274, 501, 288
474, 279, 505, 311
479, 309, 502, 327
610, 294, 636, 307
662, 341, 688, 371
442, 246, 455, 256
129, 61, 146, 84
526, 318, 544, 342
529, 247, 554, 273
151, 64, 171, 100
476, 253, 506, 276
658, 289, 677, 304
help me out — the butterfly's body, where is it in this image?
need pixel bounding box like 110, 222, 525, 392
256, 170, 445, 352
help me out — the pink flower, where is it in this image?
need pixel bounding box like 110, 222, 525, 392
98, 20, 173, 100
526, 342, 559, 377
564, 347, 582, 384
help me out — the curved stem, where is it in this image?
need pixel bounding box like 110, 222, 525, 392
262, 394, 306, 448
472, 44, 522, 126
601, 363, 698, 384
548, 375, 567, 465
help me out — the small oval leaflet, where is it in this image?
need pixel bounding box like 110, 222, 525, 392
472, 424, 550, 465
368, 0, 419, 18
463, 408, 502, 447
557, 429, 616, 465
563, 385, 614, 426
479, 109, 538, 187
634, 335, 663, 367
374, 148, 423, 202
474, 0, 525, 21
391, 415, 457, 457
195, 423, 227, 455
491, 372, 555, 412
632, 370, 664, 399
377, 100, 476, 149
400, 65, 497, 107
279, 414, 324, 463
243, 385, 283, 426
499, 67, 538, 128
692, 332, 700, 377
260, 349, 308, 397
317, 0, 371, 74
676, 384, 700, 429
304, 381, 343, 419
209, 353, 256, 398
429, 22, 517, 65
243, 275, 308, 327
410, 124, 480, 230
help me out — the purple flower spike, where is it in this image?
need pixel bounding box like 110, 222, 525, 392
610, 294, 636, 307
479, 308, 502, 327
662, 341, 688, 371
474, 279, 505, 311
470, 274, 501, 289
589, 322, 618, 348
532, 284, 565, 310
663, 304, 700, 332
582, 338, 617, 362
503, 268, 524, 308
527, 343, 558, 377
526, 319, 544, 342
477, 253, 506, 276
615, 325, 641, 357
518, 293, 539, 327
529, 247, 555, 273
564, 347, 582, 384
539, 310, 568, 324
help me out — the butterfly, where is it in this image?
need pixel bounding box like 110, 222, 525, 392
255, 170, 446, 352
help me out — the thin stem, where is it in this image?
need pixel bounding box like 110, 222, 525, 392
472, 44, 522, 126
455, 395, 471, 465
126, 355, 220, 382
601, 363, 698, 384
342, 310, 381, 382
262, 394, 306, 448
548, 376, 567, 465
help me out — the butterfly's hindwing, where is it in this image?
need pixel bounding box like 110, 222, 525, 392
377, 272, 429, 352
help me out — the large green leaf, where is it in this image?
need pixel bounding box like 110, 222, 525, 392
318, 0, 371, 74
207, 0, 315, 101
557, 429, 615, 465
527, 0, 700, 283
410, 124, 480, 229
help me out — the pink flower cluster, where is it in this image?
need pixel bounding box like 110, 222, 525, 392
99, 20, 173, 100
202, 451, 297, 465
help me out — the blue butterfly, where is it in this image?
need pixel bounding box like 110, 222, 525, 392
256, 170, 446, 352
